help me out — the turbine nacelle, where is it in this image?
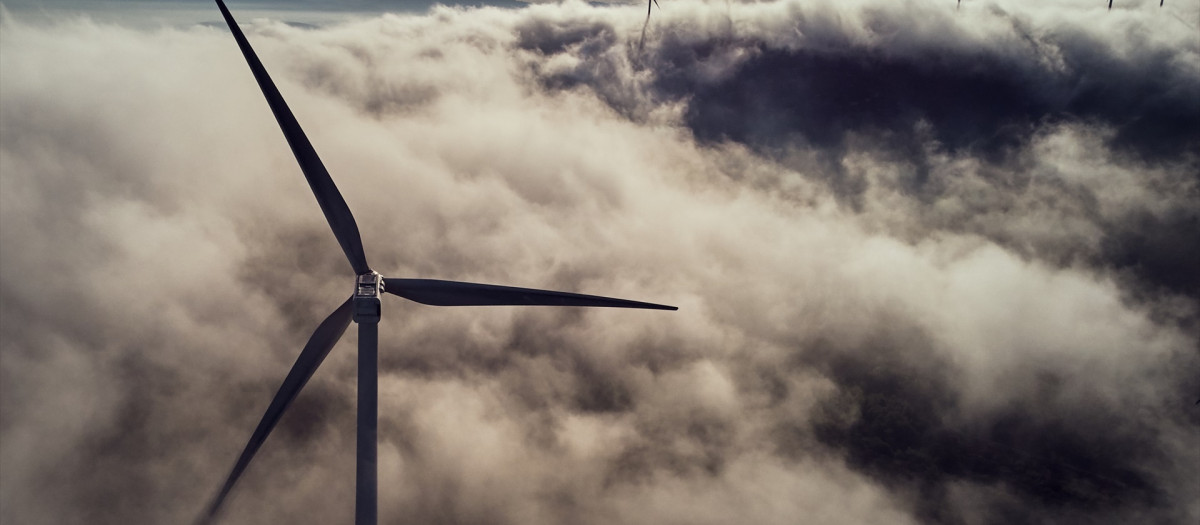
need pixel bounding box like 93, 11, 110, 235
353, 272, 383, 324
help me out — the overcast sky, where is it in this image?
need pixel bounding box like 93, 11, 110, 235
2, 0, 532, 26
2, 1, 1199, 524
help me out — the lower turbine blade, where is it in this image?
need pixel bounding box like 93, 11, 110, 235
382, 278, 677, 310
196, 297, 354, 525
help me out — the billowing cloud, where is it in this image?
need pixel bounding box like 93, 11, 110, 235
1, 1, 1197, 525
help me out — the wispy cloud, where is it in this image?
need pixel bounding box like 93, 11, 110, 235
2, 1, 1197, 524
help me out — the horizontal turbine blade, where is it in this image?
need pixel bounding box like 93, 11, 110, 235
383, 278, 677, 310
196, 297, 354, 525
215, 0, 370, 275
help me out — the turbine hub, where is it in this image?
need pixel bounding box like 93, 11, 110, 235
353, 271, 383, 323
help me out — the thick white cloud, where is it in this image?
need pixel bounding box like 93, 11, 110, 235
2, 1, 1197, 524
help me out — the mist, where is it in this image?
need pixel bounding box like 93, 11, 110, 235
1, 1, 1198, 524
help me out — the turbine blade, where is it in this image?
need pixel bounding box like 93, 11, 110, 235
214, 0, 370, 275
383, 278, 677, 310
196, 297, 354, 525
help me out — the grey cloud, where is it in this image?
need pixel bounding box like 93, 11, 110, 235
517, 1, 1200, 301
2, 2, 1198, 525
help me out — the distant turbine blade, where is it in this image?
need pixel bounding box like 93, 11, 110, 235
383, 278, 678, 310
214, 0, 371, 275
196, 298, 354, 525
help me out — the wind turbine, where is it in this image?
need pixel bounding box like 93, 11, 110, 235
639, 0, 661, 51
197, 2, 676, 525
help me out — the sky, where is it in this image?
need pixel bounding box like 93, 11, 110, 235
1, 0, 1199, 524
1, 0, 534, 27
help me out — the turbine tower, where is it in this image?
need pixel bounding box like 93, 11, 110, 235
197, 2, 676, 524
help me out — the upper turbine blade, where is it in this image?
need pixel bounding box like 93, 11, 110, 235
215, 0, 370, 275
196, 297, 354, 525
383, 278, 678, 310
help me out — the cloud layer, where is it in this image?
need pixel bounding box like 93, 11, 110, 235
2, 1, 1198, 524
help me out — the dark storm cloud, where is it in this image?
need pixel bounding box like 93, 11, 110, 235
660, 15, 1200, 163
805, 325, 1166, 523
2, 2, 1198, 525
519, 2, 1200, 158
521, 1, 1200, 280
516, 1, 1200, 305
